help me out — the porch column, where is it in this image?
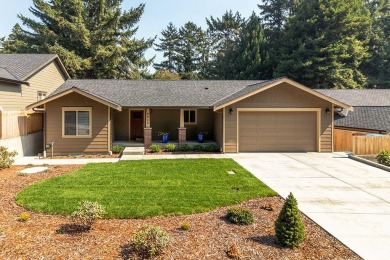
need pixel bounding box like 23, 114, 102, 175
144, 128, 152, 149
179, 108, 186, 145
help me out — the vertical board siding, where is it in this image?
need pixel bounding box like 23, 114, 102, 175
184, 109, 214, 140
45, 92, 109, 154
352, 136, 390, 155
213, 110, 223, 150
151, 109, 180, 140
0, 111, 43, 139
113, 109, 129, 141
224, 83, 333, 152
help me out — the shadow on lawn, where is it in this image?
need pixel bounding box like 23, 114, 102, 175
56, 223, 91, 235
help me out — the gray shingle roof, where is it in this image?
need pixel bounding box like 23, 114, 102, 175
315, 89, 390, 106
334, 106, 390, 132
50, 79, 267, 107
0, 54, 58, 81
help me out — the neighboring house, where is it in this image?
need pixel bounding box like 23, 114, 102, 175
27, 77, 352, 155
0, 54, 70, 156
316, 89, 390, 134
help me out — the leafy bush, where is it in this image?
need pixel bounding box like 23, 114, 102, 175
70, 201, 105, 229
226, 207, 254, 225
275, 192, 306, 247
112, 145, 124, 154
376, 150, 390, 167
192, 144, 204, 152
0, 146, 18, 169
205, 144, 220, 152
149, 144, 161, 153
164, 144, 176, 152
131, 225, 171, 258
179, 221, 190, 231
180, 144, 191, 151
19, 212, 30, 222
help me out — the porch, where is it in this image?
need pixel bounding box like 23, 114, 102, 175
113, 140, 219, 148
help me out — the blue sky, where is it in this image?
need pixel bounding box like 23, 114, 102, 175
0, 0, 261, 71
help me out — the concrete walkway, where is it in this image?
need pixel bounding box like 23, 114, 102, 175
228, 152, 390, 260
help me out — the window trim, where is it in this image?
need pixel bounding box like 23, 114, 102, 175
62, 107, 92, 138
37, 91, 47, 101
184, 109, 197, 125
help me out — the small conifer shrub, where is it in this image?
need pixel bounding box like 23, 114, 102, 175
149, 144, 161, 153
19, 212, 30, 222
226, 207, 254, 225
179, 221, 190, 231
275, 192, 306, 247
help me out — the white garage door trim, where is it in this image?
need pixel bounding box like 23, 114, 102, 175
236, 108, 321, 153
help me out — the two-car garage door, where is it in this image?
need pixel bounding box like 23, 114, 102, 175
239, 111, 317, 152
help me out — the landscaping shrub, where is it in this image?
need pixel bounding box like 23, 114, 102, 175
70, 201, 105, 229
179, 221, 190, 231
192, 144, 204, 152
164, 144, 176, 152
130, 225, 171, 258
112, 145, 124, 154
376, 150, 390, 167
205, 144, 220, 152
149, 144, 161, 153
275, 192, 306, 247
226, 207, 254, 225
0, 146, 18, 169
19, 212, 30, 222
180, 144, 191, 151
226, 244, 242, 259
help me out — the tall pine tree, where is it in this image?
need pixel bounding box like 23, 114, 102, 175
154, 22, 180, 72
235, 13, 270, 79
206, 11, 245, 79
276, 0, 371, 89
1, 0, 154, 79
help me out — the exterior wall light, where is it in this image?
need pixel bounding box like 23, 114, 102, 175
325, 108, 330, 114
229, 108, 234, 115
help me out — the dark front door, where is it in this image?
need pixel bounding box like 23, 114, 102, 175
130, 110, 144, 140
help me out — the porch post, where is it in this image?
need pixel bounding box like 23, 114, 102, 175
179, 109, 186, 145
144, 128, 152, 149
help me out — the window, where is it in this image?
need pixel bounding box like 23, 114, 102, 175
62, 107, 92, 138
37, 91, 47, 101
184, 109, 197, 124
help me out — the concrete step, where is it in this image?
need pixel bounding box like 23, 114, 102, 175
122, 147, 145, 155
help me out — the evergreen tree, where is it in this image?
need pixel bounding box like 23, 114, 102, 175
258, 0, 300, 77
276, 0, 371, 89
235, 13, 270, 79
153, 69, 181, 80
206, 11, 245, 79
1, 0, 154, 79
275, 193, 306, 247
361, 0, 390, 88
176, 22, 206, 77
154, 22, 180, 72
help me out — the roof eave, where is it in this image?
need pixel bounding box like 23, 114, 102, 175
26, 87, 122, 111
0, 77, 30, 86
213, 77, 353, 111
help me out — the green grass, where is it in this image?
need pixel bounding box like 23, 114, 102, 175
16, 159, 276, 218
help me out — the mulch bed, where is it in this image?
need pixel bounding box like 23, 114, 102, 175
0, 166, 361, 259
145, 150, 222, 155
47, 154, 120, 159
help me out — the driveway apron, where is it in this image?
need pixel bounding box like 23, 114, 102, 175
229, 152, 390, 260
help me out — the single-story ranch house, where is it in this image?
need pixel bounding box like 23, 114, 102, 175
27, 77, 353, 155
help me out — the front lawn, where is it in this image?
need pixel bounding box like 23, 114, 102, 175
16, 159, 276, 218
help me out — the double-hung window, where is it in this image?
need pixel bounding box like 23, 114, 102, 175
62, 107, 92, 138
184, 109, 197, 125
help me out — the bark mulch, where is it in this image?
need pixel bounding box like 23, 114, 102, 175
0, 166, 361, 259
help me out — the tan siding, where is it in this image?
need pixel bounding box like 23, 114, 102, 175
45, 92, 109, 155
151, 109, 180, 140
185, 109, 214, 140
0, 83, 23, 111
114, 109, 129, 141
213, 110, 223, 149
224, 83, 333, 152
0, 61, 66, 111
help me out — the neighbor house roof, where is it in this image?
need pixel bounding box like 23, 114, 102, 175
0, 54, 70, 84
315, 89, 390, 132
27, 77, 353, 111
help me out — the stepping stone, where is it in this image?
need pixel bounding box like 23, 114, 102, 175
20, 167, 48, 174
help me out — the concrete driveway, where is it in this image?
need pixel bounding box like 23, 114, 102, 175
228, 152, 390, 260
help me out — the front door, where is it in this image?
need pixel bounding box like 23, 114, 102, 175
130, 110, 144, 140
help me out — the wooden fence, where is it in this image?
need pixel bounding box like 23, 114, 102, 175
352, 136, 390, 155
334, 129, 390, 155
0, 111, 43, 139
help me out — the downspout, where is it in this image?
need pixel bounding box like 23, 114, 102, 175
32, 107, 46, 156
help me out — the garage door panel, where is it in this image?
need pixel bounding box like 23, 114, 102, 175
239, 111, 317, 152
